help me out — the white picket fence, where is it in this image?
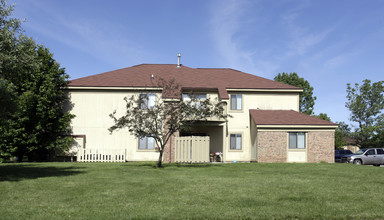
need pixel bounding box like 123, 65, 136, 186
175, 136, 210, 163
77, 148, 126, 162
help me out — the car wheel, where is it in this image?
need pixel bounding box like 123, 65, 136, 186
373, 164, 380, 167
353, 159, 362, 165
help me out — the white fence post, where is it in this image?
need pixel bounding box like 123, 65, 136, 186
77, 148, 126, 162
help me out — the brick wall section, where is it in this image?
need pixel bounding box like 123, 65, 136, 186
162, 132, 178, 163
307, 131, 334, 163
257, 130, 335, 163
257, 131, 287, 162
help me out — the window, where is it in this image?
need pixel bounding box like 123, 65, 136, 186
230, 134, 242, 150
183, 93, 206, 101
140, 94, 155, 109
183, 93, 206, 107
289, 132, 306, 149
138, 136, 155, 150
366, 149, 376, 156
230, 94, 242, 110
377, 149, 384, 155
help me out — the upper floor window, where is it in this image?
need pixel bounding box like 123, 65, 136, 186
138, 136, 155, 150
230, 134, 242, 150
183, 93, 207, 101
183, 93, 206, 107
289, 132, 306, 149
140, 94, 155, 109
230, 94, 242, 110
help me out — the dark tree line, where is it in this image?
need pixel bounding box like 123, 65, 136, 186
0, 1, 74, 161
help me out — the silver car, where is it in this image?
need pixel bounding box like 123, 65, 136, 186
342, 148, 384, 166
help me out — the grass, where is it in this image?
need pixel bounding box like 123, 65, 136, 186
0, 162, 384, 219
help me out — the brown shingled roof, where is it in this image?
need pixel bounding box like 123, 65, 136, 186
68, 64, 301, 99
250, 109, 338, 126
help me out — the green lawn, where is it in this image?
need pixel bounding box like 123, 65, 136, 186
0, 162, 383, 219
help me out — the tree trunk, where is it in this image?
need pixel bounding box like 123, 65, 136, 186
157, 150, 163, 168
16, 151, 24, 162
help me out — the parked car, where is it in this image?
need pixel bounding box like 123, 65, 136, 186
342, 148, 384, 166
335, 149, 353, 163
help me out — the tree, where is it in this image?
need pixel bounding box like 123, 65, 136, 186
314, 113, 331, 121
274, 72, 316, 115
346, 79, 384, 148
0, 78, 17, 121
0, 1, 74, 161
314, 113, 350, 149
0, 0, 21, 121
109, 78, 229, 167
334, 121, 351, 149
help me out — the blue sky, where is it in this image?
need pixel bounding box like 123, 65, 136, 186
10, 0, 384, 124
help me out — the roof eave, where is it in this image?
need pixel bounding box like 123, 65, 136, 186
256, 124, 338, 129
66, 86, 163, 91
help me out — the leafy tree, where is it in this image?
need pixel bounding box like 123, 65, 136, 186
274, 72, 316, 115
374, 115, 384, 147
0, 1, 74, 161
346, 79, 384, 148
314, 113, 331, 121
0, 0, 21, 121
109, 78, 229, 167
314, 113, 350, 149
334, 121, 351, 149
0, 78, 17, 121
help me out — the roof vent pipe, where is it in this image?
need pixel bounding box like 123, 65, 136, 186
177, 53, 181, 68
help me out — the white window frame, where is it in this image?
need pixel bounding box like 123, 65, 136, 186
182, 93, 207, 101
182, 93, 207, 107
138, 136, 155, 150
230, 94, 242, 111
230, 133, 242, 150
289, 132, 306, 149
140, 93, 156, 109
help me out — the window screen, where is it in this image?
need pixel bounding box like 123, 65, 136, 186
289, 132, 306, 149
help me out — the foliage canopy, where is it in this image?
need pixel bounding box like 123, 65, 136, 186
0, 0, 74, 161
346, 79, 384, 148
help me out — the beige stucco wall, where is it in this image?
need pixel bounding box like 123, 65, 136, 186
69, 90, 224, 162
68, 88, 303, 162
69, 89, 161, 161
224, 92, 300, 162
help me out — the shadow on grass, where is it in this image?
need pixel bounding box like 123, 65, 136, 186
123, 162, 157, 168
123, 162, 219, 168
169, 163, 218, 168
0, 164, 85, 182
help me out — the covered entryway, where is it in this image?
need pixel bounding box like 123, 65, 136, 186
181, 124, 224, 151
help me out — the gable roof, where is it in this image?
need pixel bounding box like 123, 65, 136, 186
250, 109, 338, 126
68, 64, 301, 99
